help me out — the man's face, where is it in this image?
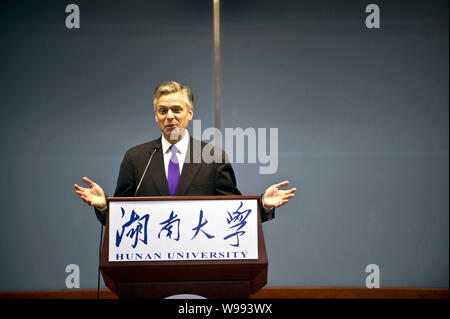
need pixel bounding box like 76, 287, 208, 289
154, 92, 193, 143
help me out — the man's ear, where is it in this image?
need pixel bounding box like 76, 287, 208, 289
188, 107, 194, 120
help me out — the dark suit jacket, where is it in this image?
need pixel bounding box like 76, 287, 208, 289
95, 136, 275, 224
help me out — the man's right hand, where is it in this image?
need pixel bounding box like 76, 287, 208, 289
74, 177, 107, 209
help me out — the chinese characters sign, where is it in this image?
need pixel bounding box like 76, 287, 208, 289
108, 199, 259, 262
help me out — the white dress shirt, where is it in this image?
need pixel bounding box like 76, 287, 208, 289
161, 130, 190, 179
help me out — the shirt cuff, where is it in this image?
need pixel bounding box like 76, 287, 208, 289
98, 206, 107, 213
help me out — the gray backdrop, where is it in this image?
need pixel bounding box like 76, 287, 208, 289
0, 0, 448, 291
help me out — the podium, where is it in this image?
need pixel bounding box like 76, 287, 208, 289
99, 195, 268, 299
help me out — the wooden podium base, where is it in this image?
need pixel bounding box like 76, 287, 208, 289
116, 280, 250, 299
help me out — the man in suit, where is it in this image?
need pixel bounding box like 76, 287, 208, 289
74, 81, 295, 224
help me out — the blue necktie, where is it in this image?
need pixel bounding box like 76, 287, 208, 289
167, 145, 180, 196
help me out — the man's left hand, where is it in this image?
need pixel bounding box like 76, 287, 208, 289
262, 180, 296, 210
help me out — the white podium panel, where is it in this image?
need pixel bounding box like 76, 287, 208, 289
108, 198, 258, 262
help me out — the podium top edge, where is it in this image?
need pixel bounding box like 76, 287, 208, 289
107, 195, 262, 202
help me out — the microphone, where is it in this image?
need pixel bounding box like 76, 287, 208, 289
134, 144, 161, 196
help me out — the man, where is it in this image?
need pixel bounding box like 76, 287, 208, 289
74, 81, 295, 224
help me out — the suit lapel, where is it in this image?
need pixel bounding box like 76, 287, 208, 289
175, 137, 202, 195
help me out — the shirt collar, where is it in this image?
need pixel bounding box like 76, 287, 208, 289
161, 130, 190, 155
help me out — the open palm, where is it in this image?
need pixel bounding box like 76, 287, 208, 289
263, 181, 296, 210
74, 177, 107, 209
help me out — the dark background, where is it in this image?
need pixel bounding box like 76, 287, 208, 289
0, 0, 448, 291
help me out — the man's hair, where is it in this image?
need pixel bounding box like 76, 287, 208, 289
153, 81, 194, 111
